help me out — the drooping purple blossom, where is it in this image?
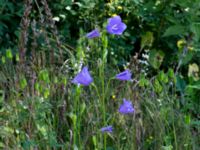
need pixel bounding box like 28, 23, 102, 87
72, 66, 93, 86
100, 125, 113, 133
106, 15, 127, 35
119, 99, 134, 114
86, 29, 100, 38
116, 70, 132, 81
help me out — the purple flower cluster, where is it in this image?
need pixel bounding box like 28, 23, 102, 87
72, 67, 132, 86
72, 15, 133, 134
85, 15, 126, 38
72, 67, 135, 134
100, 98, 134, 134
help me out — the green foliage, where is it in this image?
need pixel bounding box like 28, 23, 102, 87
0, 0, 23, 49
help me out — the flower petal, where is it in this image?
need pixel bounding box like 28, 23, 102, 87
119, 99, 134, 114
86, 29, 100, 38
116, 70, 132, 81
100, 125, 113, 133
108, 15, 122, 26
113, 22, 127, 35
106, 15, 127, 35
72, 66, 93, 86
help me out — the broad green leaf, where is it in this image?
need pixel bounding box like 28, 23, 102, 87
191, 22, 200, 41
6, 49, 13, 59
168, 68, 174, 78
176, 75, 186, 92
154, 79, 163, 93
184, 115, 191, 125
158, 71, 168, 83
149, 50, 165, 69
182, 52, 193, 65
141, 32, 154, 49
187, 85, 200, 90
139, 74, 149, 87
163, 25, 186, 37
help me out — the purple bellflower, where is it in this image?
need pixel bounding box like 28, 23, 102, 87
119, 99, 134, 114
100, 125, 113, 133
116, 70, 132, 81
72, 66, 93, 86
86, 29, 100, 38
106, 15, 127, 35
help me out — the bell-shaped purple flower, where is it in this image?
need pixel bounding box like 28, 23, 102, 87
106, 15, 127, 35
116, 70, 132, 81
86, 29, 100, 39
100, 125, 113, 133
119, 99, 134, 114
72, 66, 93, 86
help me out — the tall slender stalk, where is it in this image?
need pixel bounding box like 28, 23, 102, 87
75, 86, 82, 148
19, 0, 33, 64
101, 32, 108, 150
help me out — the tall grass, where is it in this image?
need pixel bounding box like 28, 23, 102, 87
0, 33, 197, 150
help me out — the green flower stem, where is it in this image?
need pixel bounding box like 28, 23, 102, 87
74, 85, 82, 148
101, 32, 108, 150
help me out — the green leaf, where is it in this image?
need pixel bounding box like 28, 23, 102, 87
184, 115, 191, 125
92, 136, 97, 146
153, 79, 163, 93
187, 85, 200, 90
162, 145, 173, 150
163, 25, 186, 37
20, 77, 27, 89
141, 32, 154, 49
0, 142, 4, 148
191, 22, 200, 41
191, 120, 200, 126
139, 74, 149, 87
176, 75, 186, 92
6, 49, 13, 59
149, 50, 165, 69
158, 71, 168, 83
1, 56, 6, 64
0, 90, 4, 105
182, 52, 193, 65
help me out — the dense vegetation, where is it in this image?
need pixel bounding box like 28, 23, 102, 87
0, 0, 200, 149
